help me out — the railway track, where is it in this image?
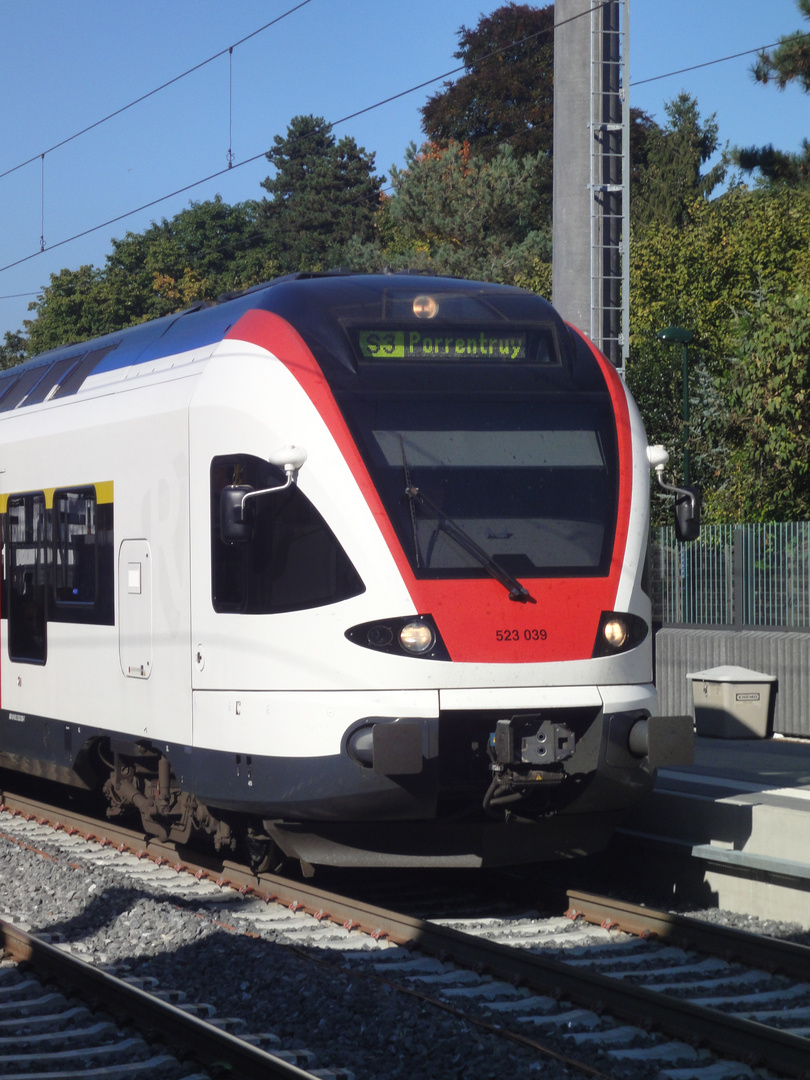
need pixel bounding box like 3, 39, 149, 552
2, 786, 810, 1079
0, 920, 317, 1080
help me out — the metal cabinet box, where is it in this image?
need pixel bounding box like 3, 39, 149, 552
688, 665, 777, 739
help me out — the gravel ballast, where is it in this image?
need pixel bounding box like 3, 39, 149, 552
0, 819, 581, 1079
2, 813, 806, 1080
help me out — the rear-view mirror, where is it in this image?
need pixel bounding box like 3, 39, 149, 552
220, 485, 254, 543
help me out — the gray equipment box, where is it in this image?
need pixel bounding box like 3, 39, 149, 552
687, 665, 777, 739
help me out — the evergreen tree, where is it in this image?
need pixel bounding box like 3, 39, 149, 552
632, 92, 726, 232
734, 142, 810, 188
733, 0, 810, 187
753, 0, 810, 91
260, 115, 382, 273
348, 140, 551, 285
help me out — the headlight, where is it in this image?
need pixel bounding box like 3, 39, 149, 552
592, 611, 649, 656
399, 621, 435, 654
413, 294, 439, 319
344, 615, 449, 661
603, 617, 629, 649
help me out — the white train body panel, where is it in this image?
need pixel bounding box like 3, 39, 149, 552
0, 369, 196, 747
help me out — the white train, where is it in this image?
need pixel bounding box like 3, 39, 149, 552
0, 273, 692, 872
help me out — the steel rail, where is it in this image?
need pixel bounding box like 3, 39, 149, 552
564, 888, 810, 982
4, 787, 810, 1075
0, 919, 319, 1080
242, 871, 810, 1077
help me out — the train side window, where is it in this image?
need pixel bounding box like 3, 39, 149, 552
53, 488, 97, 604
7, 492, 48, 664
210, 454, 365, 614
51, 486, 115, 626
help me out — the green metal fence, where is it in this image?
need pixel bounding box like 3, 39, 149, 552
653, 522, 810, 629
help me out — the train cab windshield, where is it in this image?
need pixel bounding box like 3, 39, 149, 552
346, 394, 618, 579
259, 275, 621, 581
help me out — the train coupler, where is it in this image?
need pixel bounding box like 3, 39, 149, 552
483, 716, 575, 816
489, 715, 575, 768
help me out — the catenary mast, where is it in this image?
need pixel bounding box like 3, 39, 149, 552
552, 0, 629, 372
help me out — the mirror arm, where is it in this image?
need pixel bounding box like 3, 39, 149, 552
238, 447, 308, 517
654, 466, 698, 513
240, 472, 294, 514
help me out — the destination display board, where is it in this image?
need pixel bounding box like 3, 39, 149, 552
356, 329, 532, 363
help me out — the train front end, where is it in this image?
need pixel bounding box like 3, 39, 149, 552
196, 273, 692, 869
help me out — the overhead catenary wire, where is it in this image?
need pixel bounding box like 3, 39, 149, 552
0, 1, 600, 278
0, 7, 806, 285
0, 0, 314, 185
629, 33, 810, 87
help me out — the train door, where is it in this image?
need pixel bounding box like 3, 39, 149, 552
7, 492, 47, 665
118, 539, 152, 679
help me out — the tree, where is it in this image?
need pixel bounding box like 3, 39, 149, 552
419, 3, 554, 229
109, 196, 274, 319
348, 140, 551, 286
630, 184, 810, 360
734, 142, 810, 188
752, 0, 810, 91
733, 0, 810, 187
0, 330, 27, 368
629, 109, 663, 197
260, 115, 382, 273
25, 265, 114, 354
632, 93, 727, 231
627, 184, 810, 520
25, 198, 274, 352
420, 4, 555, 164
718, 291, 810, 520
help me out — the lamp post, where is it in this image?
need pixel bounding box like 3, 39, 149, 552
657, 325, 694, 486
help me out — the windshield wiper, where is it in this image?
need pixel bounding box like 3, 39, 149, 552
404, 485, 536, 604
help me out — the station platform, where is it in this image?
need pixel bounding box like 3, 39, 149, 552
613, 735, 810, 927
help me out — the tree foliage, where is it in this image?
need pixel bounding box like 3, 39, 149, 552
733, 0, 810, 187
627, 184, 810, 520
632, 93, 726, 232
260, 115, 382, 273
0, 330, 27, 369
630, 184, 810, 359
753, 0, 810, 91
25, 198, 273, 353
420, 3, 555, 164
349, 140, 551, 286
718, 291, 810, 520
25, 265, 115, 354
735, 140, 810, 188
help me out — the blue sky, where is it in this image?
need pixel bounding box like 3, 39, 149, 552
1, 0, 808, 340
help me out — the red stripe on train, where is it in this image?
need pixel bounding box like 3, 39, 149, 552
226, 309, 633, 664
